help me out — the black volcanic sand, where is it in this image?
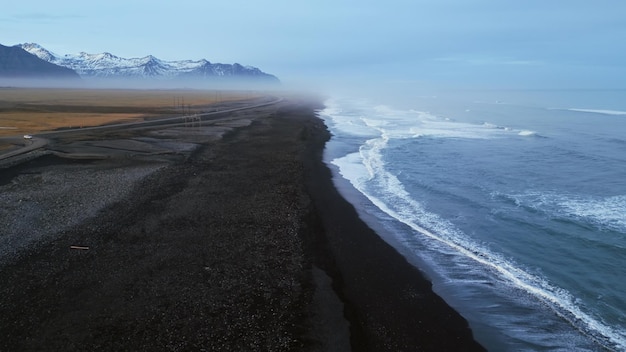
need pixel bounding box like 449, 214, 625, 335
0, 98, 485, 351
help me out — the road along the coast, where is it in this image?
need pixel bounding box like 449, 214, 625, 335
0, 96, 282, 163
0, 136, 49, 161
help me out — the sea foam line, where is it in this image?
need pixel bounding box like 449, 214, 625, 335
332, 131, 625, 351
567, 108, 626, 116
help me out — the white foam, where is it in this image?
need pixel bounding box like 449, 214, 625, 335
568, 108, 626, 116
504, 191, 626, 234
518, 130, 537, 136
321, 98, 541, 142
318, 100, 379, 138
560, 195, 626, 232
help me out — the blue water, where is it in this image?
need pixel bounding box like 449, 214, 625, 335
318, 90, 626, 351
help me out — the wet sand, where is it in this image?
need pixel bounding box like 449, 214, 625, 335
0, 97, 485, 351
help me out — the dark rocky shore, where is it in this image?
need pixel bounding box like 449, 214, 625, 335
0, 98, 485, 351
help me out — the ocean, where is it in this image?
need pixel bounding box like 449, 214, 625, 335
318, 90, 626, 351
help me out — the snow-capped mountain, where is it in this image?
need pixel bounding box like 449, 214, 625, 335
0, 43, 79, 79
18, 43, 279, 82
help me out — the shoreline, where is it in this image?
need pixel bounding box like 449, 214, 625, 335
299, 103, 485, 351
0, 97, 485, 350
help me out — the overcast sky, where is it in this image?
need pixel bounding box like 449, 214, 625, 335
3, 0, 626, 90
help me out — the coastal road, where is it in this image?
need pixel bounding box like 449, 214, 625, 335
0, 96, 282, 162
0, 136, 48, 161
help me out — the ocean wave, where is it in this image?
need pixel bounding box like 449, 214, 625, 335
321, 96, 626, 350
330, 125, 624, 350
318, 101, 380, 138
501, 191, 626, 234
559, 195, 626, 233
334, 148, 624, 350
568, 108, 626, 116
322, 98, 545, 142
518, 130, 538, 136
339, 149, 625, 349
482, 122, 501, 129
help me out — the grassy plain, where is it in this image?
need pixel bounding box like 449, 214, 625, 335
0, 88, 255, 137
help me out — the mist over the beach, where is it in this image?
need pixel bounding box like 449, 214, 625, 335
4, 1, 626, 94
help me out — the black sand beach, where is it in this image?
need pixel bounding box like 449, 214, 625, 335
0, 97, 485, 351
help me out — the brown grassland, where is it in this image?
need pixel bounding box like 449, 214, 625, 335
0, 88, 255, 137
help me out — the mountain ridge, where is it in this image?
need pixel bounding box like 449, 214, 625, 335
18, 43, 279, 83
